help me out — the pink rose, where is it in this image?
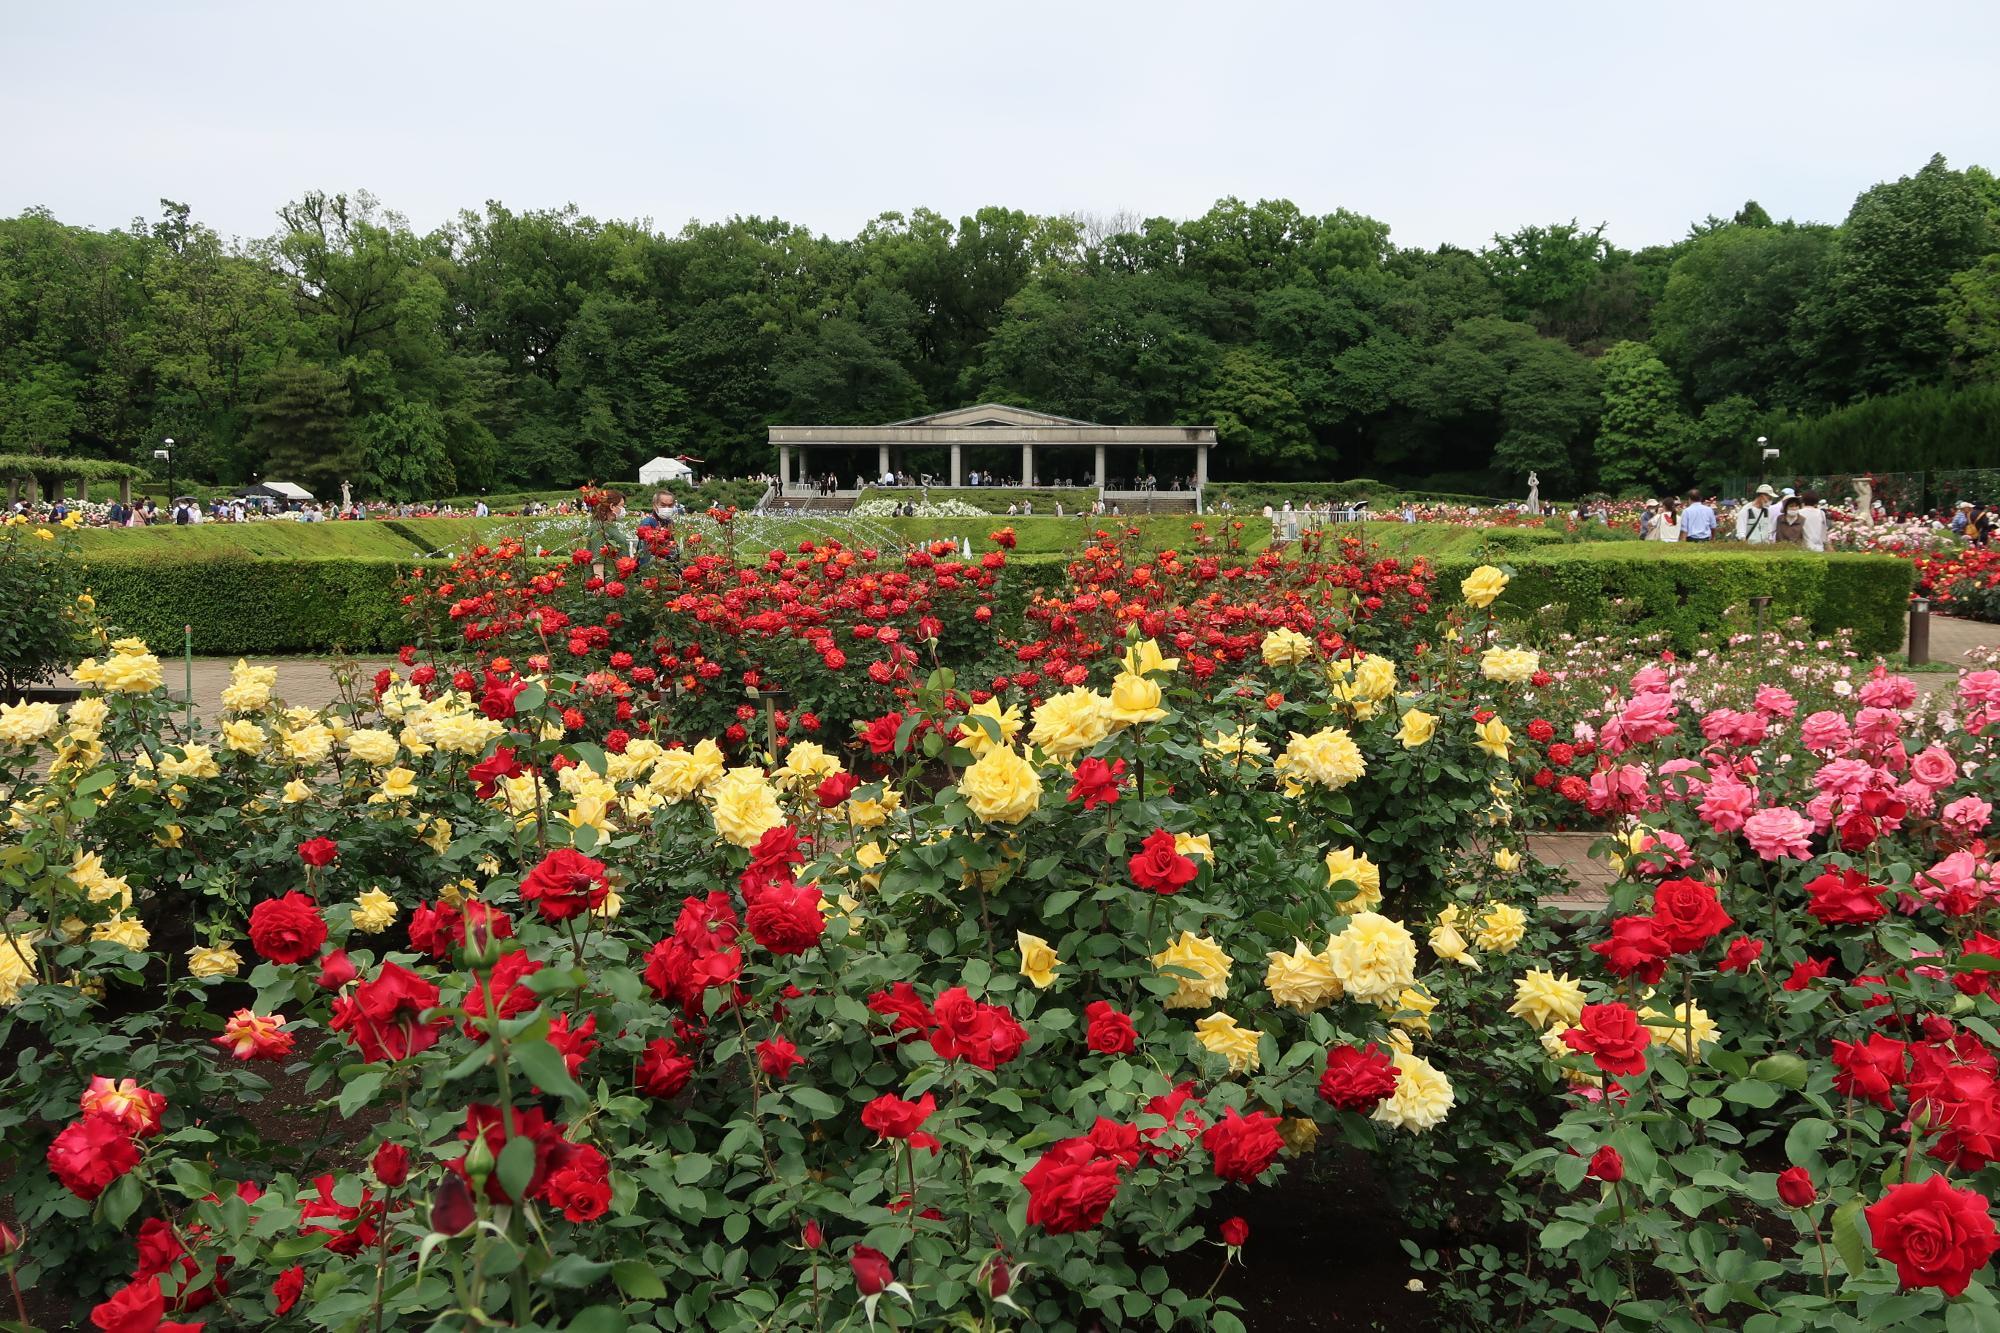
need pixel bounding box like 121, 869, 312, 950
1754, 685, 1798, 720
1859, 673, 1917, 709
1742, 807, 1814, 861
1943, 796, 1993, 836
1912, 747, 1958, 790
1798, 711, 1852, 754
1698, 778, 1758, 834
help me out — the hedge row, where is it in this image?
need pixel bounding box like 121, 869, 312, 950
81, 543, 1913, 659
85, 556, 410, 656
1434, 547, 1913, 656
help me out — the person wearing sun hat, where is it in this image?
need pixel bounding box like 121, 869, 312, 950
1737, 484, 1778, 543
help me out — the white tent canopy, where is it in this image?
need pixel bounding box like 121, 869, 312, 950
638, 456, 695, 484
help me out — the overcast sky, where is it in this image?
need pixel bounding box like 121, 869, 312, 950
6, 1, 1995, 252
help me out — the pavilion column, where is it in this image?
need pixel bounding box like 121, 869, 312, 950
118, 477, 132, 504
1195, 444, 1209, 490
1093, 445, 1106, 490
25, 476, 39, 504
949, 444, 963, 487
1020, 443, 1034, 487
5, 479, 16, 506
878, 444, 890, 482
777, 445, 791, 495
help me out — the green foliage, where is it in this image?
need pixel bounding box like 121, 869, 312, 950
1438, 546, 1913, 654
1593, 341, 1694, 492
1776, 380, 2000, 474
85, 554, 408, 653
0, 520, 91, 692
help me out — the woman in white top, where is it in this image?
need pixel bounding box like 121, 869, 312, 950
1656, 499, 1682, 542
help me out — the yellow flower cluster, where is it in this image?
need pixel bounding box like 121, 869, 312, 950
709, 767, 785, 847
1324, 912, 1417, 1004
1275, 727, 1366, 791
959, 698, 1022, 757
1460, 565, 1509, 608
1323, 846, 1382, 913
1478, 647, 1540, 685
1194, 1012, 1262, 1074
221, 659, 278, 712
1259, 627, 1315, 667
1154, 931, 1231, 1009
74, 638, 163, 694
1028, 688, 1112, 759
960, 746, 1041, 825
1263, 940, 1343, 1012
1373, 1049, 1455, 1132
0, 701, 61, 747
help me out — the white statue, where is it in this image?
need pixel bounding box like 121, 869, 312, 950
341, 480, 353, 511
1851, 475, 1873, 517
1526, 471, 1540, 515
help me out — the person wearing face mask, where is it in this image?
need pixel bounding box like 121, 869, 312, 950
636, 489, 679, 565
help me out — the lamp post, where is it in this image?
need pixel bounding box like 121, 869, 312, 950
1757, 436, 1772, 487
153, 439, 174, 509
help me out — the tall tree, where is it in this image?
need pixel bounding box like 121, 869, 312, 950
1594, 341, 1694, 493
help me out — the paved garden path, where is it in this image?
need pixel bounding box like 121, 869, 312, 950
61, 656, 399, 725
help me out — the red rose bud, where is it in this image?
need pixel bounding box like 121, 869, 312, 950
801, 1219, 824, 1250
0, 1219, 20, 1255
850, 1244, 893, 1297
1588, 1145, 1624, 1182
373, 1141, 410, 1187
1219, 1216, 1250, 1247
1776, 1166, 1817, 1209
315, 948, 357, 990
429, 1172, 477, 1236
983, 1252, 1012, 1297
297, 836, 339, 867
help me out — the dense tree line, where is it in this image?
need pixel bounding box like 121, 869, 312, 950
2, 153, 1995, 499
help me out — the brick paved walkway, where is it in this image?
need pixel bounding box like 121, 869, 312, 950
60, 657, 399, 725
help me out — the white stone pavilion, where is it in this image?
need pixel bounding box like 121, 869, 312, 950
768, 404, 1216, 498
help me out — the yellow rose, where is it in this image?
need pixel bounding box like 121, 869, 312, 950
846, 786, 902, 829
1372, 1050, 1454, 1132
421, 817, 454, 855
375, 767, 419, 803
158, 743, 220, 781
1473, 716, 1513, 760
776, 739, 842, 787
186, 942, 243, 979
281, 778, 312, 803
429, 712, 504, 756
154, 823, 183, 848
1460, 565, 1509, 609
1479, 647, 1540, 685
1194, 1012, 1262, 1073
344, 729, 400, 766
279, 725, 335, 767
1645, 1002, 1719, 1060
1264, 940, 1342, 1012
650, 750, 707, 801
1351, 654, 1397, 702
1174, 832, 1212, 861
1017, 931, 1061, 989
1153, 931, 1231, 1010
221, 659, 277, 711
96, 651, 163, 694
1106, 671, 1167, 729
351, 887, 399, 934
67, 697, 110, 736
1492, 847, 1522, 874
1323, 846, 1382, 913
1507, 970, 1585, 1031
1027, 689, 1112, 760
959, 698, 1024, 757
1276, 727, 1366, 790
1280, 1117, 1321, 1155
1427, 921, 1480, 970
1396, 708, 1437, 748
1203, 726, 1270, 768
220, 720, 266, 756
960, 746, 1042, 825
1475, 902, 1527, 953
0, 701, 61, 747
1121, 638, 1178, 677
93, 916, 151, 952
1260, 627, 1314, 667
709, 768, 784, 847
1324, 912, 1417, 1005
1387, 983, 1440, 1035
0, 932, 41, 1003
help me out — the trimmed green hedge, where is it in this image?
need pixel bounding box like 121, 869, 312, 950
856, 487, 1098, 514
85, 555, 410, 655
1432, 547, 1913, 655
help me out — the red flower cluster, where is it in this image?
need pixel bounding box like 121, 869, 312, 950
864, 982, 1028, 1070
1317, 1042, 1400, 1112
519, 847, 610, 922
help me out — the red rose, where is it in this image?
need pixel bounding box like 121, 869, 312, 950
450, 1106, 564, 1204
1832, 1033, 1907, 1110
928, 988, 1027, 1070
373, 1141, 410, 1187
547, 1013, 598, 1077
1128, 828, 1198, 895
1201, 1107, 1284, 1182
1219, 1216, 1250, 1246
867, 982, 936, 1038
1803, 867, 1888, 926
1562, 1002, 1651, 1076
518, 848, 609, 922
1783, 956, 1834, 991
1589, 915, 1671, 983
1650, 878, 1733, 952
272, 1264, 306, 1315
1086, 1117, 1142, 1168
316, 947, 357, 990
47, 1114, 140, 1200
861, 1092, 936, 1142
88, 1278, 203, 1333
850, 1244, 895, 1296
462, 950, 543, 1038
429, 1173, 477, 1237
248, 892, 328, 964
1588, 1145, 1624, 1182
1022, 1138, 1123, 1233
469, 745, 525, 799
1317, 1042, 1400, 1112
1067, 757, 1125, 810
296, 837, 338, 867
1865, 1175, 2000, 1296
862, 712, 905, 756
757, 1037, 804, 1080
538, 1140, 612, 1222
1913, 1065, 2000, 1171
1776, 1166, 1817, 1208
329, 961, 448, 1063
816, 771, 860, 808
1718, 936, 1765, 973
746, 882, 825, 956
1084, 1000, 1136, 1055
801, 1220, 824, 1250
636, 1038, 694, 1098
